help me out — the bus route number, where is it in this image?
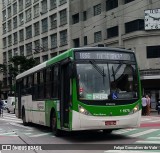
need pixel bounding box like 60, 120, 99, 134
79, 53, 90, 59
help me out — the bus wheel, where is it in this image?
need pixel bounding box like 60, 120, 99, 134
50, 111, 62, 136
22, 108, 28, 126
103, 129, 113, 134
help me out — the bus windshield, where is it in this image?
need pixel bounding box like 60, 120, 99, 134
76, 62, 138, 101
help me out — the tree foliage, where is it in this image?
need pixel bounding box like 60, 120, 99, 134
8, 56, 37, 78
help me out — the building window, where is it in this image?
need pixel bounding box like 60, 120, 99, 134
2, 10, 6, 21
34, 4, 39, 18
26, 26, 32, 39
14, 48, 18, 56
106, 0, 118, 11
2, 0, 6, 8
8, 20, 12, 32
8, 6, 11, 18
42, 55, 48, 62
107, 26, 118, 38
3, 23, 6, 34
19, 13, 24, 25
26, 8, 32, 22
60, 30, 67, 46
42, 18, 48, 33
124, 0, 135, 4
41, 0, 48, 14
13, 16, 17, 29
42, 37, 48, 51
8, 50, 12, 60
51, 34, 57, 48
3, 52, 7, 63
94, 4, 101, 16
84, 36, 87, 46
34, 22, 40, 36
8, 35, 12, 47
13, 32, 18, 44
147, 46, 160, 58
125, 19, 144, 33
13, 2, 17, 15
59, 9, 67, 26
94, 31, 102, 43
83, 11, 87, 21
20, 46, 24, 56
50, 0, 57, 9
25, 0, 31, 8
26, 43, 32, 56
3, 38, 7, 48
19, 0, 23, 12
34, 39, 40, 50
73, 38, 80, 47
72, 13, 79, 24
50, 14, 57, 29
59, 0, 67, 5
19, 29, 24, 42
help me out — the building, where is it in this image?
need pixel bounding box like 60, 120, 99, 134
1, 0, 160, 106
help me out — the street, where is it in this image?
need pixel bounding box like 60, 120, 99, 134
0, 110, 160, 153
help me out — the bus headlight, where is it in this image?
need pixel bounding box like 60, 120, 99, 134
78, 105, 91, 115
129, 104, 139, 115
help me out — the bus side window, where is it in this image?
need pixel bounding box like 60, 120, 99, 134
45, 68, 51, 99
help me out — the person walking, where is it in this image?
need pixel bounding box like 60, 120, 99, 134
146, 94, 151, 116
142, 95, 147, 116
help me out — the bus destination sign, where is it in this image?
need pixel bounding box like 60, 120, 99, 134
75, 51, 134, 61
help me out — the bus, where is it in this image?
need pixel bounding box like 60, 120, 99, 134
15, 47, 141, 136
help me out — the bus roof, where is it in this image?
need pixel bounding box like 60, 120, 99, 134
16, 47, 134, 80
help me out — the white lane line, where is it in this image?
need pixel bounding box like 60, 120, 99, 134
2, 116, 21, 120
147, 137, 160, 139
9, 122, 33, 130
136, 140, 160, 144
0, 132, 16, 135
129, 129, 159, 137
30, 133, 52, 137
24, 133, 32, 135
114, 129, 136, 134
0, 118, 22, 123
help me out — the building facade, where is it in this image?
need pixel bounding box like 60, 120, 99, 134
1, 0, 160, 107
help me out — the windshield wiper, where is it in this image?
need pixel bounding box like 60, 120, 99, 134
89, 60, 106, 77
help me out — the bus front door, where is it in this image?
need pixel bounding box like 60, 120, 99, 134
60, 63, 71, 128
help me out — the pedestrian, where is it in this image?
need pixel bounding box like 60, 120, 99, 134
0, 98, 3, 117
142, 95, 147, 116
146, 94, 151, 116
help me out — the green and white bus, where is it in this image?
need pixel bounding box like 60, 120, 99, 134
15, 47, 141, 136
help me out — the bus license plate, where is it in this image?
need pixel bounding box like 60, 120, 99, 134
105, 121, 116, 125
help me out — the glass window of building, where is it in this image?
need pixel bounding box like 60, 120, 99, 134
124, 0, 135, 4
3, 23, 6, 34
59, 0, 67, 5
34, 22, 40, 36
13, 16, 17, 29
50, 14, 57, 29
94, 31, 102, 43
19, 13, 24, 25
19, 29, 24, 42
13, 2, 17, 15
8, 6, 11, 18
59, 9, 67, 26
41, 0, 48, 14
26, 8, 32, 22
42, 37, 48, 51
34, 4, 39, 18
73, 38, 80, 47
25, 0, 31, 8
19, 0, 23, 12
14, 48, 18, 56
2, 10, 6, 21
20, 46, 24, 56
83, 11, 87, 21
26, 26, 32, 39
34, 39, 40, 51
42, 55, 48, 62
26, 43, 32, 56
2, 0, 6, 8
106, 0, 118, 11
84, 36, 87, 46
42, 18, 48, 33
107, 26, 118, 38
8, 50, 12, 60
51, 33, 57, 48
3, 38, 7, 48
147, 46, 160, 58
60, 30, 67, 46
72, 13, 79, 24
8, 35, 12, 47
13, 32, 18, 44
3, 52, 7, 63
94, 4, 101, 16
50, 0, 57, 10
8, 20, 12, 32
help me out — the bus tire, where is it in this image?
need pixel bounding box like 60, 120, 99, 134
22, 108, 28, 126
103, 129, 113, 134
50, 111, 62, 137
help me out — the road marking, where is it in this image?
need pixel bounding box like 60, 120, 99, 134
129, 129, 159, 137
147, 137, 160, 140
114, 129, 136, 134
0, 132, 16, 135
0, 118, 22, 123
30, 133, 52, 137
9, 122, 33, 130
136, 140, 160, 144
